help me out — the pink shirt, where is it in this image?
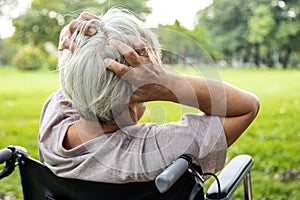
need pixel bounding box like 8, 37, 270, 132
38, 89, 227, 183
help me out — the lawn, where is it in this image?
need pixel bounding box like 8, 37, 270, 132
0, 66, 299, 199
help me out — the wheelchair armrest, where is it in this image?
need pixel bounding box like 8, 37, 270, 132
205, 155, 254, 200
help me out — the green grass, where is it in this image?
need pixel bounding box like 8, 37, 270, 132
217, 68, 300, 199
0, 67, 59, 198
0, 66, 300, 199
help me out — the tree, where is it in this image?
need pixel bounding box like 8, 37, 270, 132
12, 0, 150, 50
190, 22, 221, 61
8, 0, 150, 69
196, 0, 253, 66
155, 20, 214, 66
247, 5, 275, 67
196, 0, 300, 68
271, 0, 300, 68
156, 21, 190, 64
248, 5, 275, 45
12, 44, 45, 70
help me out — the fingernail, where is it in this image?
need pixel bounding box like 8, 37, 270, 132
87, 27, 97, 35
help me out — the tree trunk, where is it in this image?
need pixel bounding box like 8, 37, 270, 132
254, 44, 260, 68
266, 48, 274, 68
243, 47, 251, 63
282, 48, 292, 69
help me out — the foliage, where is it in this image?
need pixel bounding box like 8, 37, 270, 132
12, 44, 45, 70
154, 21, 215, 65
44, 54, 58, 71
248, 5, 275, 44
12, 0, 150, 50
4, 0, 299, 69
155, 21, 194, 64
0, 68, 59, 198
191, 23, 221, 60
6, 0, 150, 70
196, 0, 252, 65
0, 67, 300, 199
0, 38, 17, 66
272, 0, 300, 68
197, 0, 300, 68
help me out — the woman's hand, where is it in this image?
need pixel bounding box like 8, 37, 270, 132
104, 36, 175, 103
58, 12, 100, 57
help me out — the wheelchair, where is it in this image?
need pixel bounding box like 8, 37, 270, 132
0, 146, 254, 200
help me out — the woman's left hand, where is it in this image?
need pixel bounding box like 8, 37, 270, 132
104, 36, 174, 103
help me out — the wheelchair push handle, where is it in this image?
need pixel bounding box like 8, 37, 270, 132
155, 155, 192, 193
0, 148, 13, 165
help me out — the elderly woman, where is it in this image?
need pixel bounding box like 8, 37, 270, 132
38, 8, 259, 183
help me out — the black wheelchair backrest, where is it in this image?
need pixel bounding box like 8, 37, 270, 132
18, 154, 200, 200
0, 146, 254, 200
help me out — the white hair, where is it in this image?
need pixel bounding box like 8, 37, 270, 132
58, 8, 161, 123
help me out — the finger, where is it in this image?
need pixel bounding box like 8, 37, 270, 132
140, 37, 157, 56
126, 36, 145, 50
78, 12, 100, 36
79, 12, 100, 20
139, 37, 157, 58
125, 35, 149, 56
69, 19, 97, 36
109, 39, 140, 65
59, 25, 71, 41
58, 36, 71, 51
69, 20, 79, 34
109, 39, 136, 56
58, 35, 78, 53
58, 13, 99, 53
137, 46, 148, 57
126, 35, 157, 59
104, 58, 132, 78
86, 26, 97, 36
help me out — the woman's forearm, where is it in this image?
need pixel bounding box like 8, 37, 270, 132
161, 73, 259, 118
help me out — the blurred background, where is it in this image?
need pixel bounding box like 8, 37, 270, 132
0, 0, 299, 199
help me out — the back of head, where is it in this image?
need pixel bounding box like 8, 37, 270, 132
58, 8, 161, 123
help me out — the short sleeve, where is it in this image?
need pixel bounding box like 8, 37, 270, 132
38, 90, 80, 162
154, 113, 227, 174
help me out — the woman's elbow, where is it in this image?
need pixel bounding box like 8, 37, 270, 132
224, 94, 260, 147
250, 93, 260, 120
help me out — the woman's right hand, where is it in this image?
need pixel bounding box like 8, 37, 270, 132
58, 12, 100, 57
